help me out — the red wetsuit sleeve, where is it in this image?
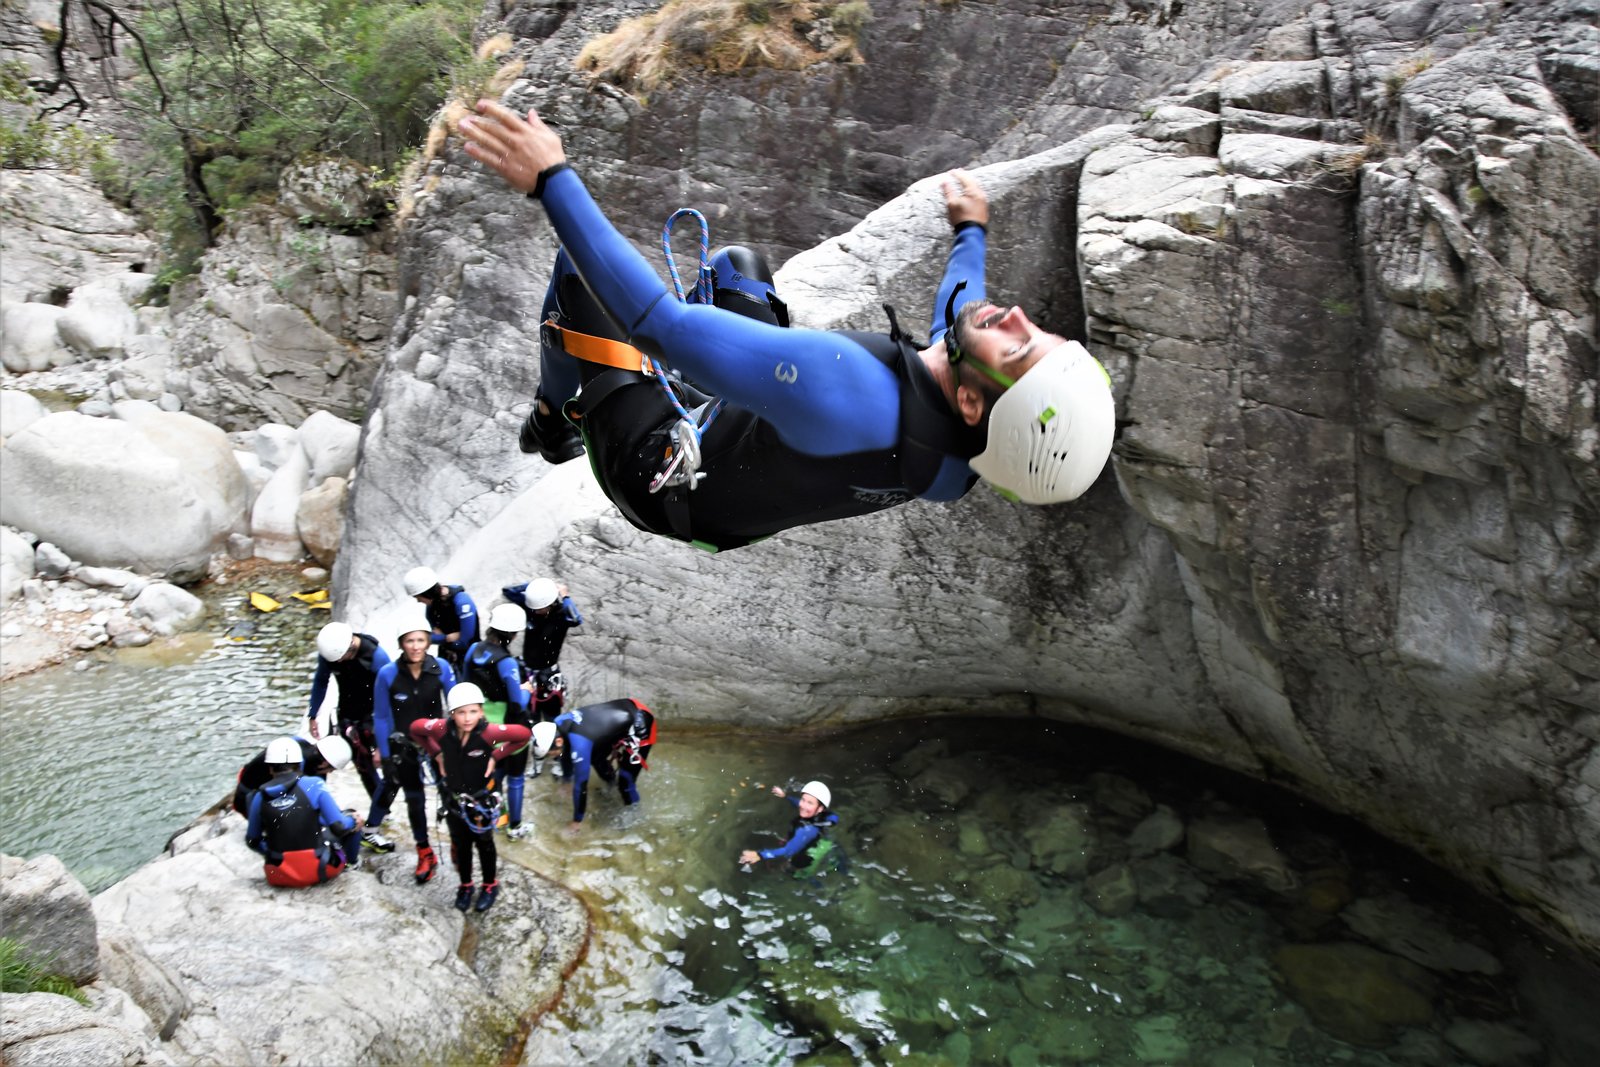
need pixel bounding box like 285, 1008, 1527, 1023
485, 723, 532, 762
410, 717, 446, 756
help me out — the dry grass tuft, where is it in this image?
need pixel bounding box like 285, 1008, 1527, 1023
577, 0, 868, 92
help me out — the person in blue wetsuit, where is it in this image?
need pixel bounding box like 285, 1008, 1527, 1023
463, 603, 535, 838
457, 100, 1117, 551
532, 698, 655, 830
245, 737, 365, 888
740, 781, 840, 878
501, 575, 581, 776
368, 610, 455, 885
403, 565, 478, 670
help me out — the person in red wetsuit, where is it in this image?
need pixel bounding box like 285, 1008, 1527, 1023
410, 683, 531, 913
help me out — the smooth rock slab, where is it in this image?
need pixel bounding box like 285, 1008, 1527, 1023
0, 991, 173, 1067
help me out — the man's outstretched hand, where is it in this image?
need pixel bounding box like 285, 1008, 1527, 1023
942, 168, 989, 229
459, 99, 567, 196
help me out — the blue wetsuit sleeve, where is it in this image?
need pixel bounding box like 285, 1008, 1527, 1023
308, 659, 332, 719
304, 777, 356, 834
373, 666, 396, 759
560, 597, 582, 627
245, 792, 265, 852
455, 593, 478, 651
538, 167, 901, 456
502, 583, 527, 608
930, 223, 988, 341
439, 659, 457, 700
760, 823, 820, 862
568, 733, 593, 822
499, 656, 528, 714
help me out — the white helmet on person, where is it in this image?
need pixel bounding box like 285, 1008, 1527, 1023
967, 340, 1115, 505
523, 577, 560, 610
265, 736, 303, 767
489, 603, 527, 634
447, 682, 486, 711
531, 720, 559, 758
394, 609, 432, 645
403, 566, 439, 597
314, 735, 353, 770
800, 780, 831, 809
315, 622, 354, 662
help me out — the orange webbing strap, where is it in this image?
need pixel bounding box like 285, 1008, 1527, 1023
545, 319, 650, 374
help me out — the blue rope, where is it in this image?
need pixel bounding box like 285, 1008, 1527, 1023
656, 209, 722, 437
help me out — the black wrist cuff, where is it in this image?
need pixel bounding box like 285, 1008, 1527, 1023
530, 162, 573, 200
953, 220, 987, 235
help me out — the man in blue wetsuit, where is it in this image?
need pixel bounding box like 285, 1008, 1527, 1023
530, 698, 655, 830
501, 576, 580, 777
246, 737, 365, 888
369, 610, 455, 884
458, 100, 1117, 552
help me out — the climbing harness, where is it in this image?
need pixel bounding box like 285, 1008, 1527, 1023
646, 208, 724, 494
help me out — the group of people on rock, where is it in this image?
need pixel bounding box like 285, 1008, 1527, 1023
235, 565, 842, 912
237, 568, 652, 912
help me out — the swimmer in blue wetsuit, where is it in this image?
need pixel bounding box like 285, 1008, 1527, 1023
530, 698, 655, 830
740, 781, 840, 878
458, 101, 1117, 551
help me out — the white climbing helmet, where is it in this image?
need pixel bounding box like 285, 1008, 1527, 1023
394, 609, 432, 645
316, 622, 354, 662
967, 340, 1116, 505
531, 720, 558, 758
489, 603, 527, 634
265, 736, 303, 767
447, 682, 486, 711
314, 735, 353, 770
523, 577, 560, 610
800, 781, 831, 809
403, 565, 438, 597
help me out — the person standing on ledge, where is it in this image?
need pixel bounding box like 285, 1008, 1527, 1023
307, 621, 393, 857
456, 99, 1116, 552
403, 566, 479, 672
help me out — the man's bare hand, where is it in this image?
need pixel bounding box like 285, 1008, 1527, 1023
942, 168, 989, 229
459, 100, 567, 195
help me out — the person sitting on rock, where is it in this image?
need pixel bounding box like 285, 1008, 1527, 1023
740, 781, 840, 879
535, 698, 655, 831
458, 99, 1116, 552
463, 603, 535, 839
403, 566, 478, 671
368, 610, 456, 885
501, 575, 582, 777
409, 683, 531, 913
245, 736, 364, 888
232, 734, 352, 816
308, 622, 394, 858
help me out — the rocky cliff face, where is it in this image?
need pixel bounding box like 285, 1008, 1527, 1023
337, 0, 1600, 957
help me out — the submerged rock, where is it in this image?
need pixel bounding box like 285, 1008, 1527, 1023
1341, 892, 1503, 975
1187, 814, 1297, 893
1272, 942, 1437, 1046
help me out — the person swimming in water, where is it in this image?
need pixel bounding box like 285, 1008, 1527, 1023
740, 781, 839, 879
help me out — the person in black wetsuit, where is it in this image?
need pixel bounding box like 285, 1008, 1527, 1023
410, 683, 531, 913
233, 734, 353, 816
307, 623, 393, 857
368, 610, 456, 885
501, 575, 581, 777
402, 565, 479, 671
740, 781, 840, 879
245, 737, 364, 888
463, 602, 535, 838
539, 698, 656, 831
457, 100, 1117, 552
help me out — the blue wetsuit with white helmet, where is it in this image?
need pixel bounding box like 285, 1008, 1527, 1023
532, 165, 990, 549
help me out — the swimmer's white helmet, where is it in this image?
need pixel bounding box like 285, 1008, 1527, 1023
800, 781, 831, 809
489, 603, 527, 634
394, 609, 432, 645
316, 622, 354, 662
968, 341, 1115, 505
531, 721, 559, 758
403, 566, 438, 597
447, 682, 485, 711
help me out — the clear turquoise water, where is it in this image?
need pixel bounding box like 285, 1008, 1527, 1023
3, 598, 1598, 1066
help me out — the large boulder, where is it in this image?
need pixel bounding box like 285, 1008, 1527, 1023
1, 526, 35, 606
296, 475, 347, 566
0, 390, 48, 439
250, 445, 311, 562
0, 171, 155, 305
0, 992, 173, 1067
298, 409, 361, 485
90, 780, 587, 1065
0, 302, 72, 371
0, 411, 248, 580
56, 275, 153, 361
0, 853, 100, 984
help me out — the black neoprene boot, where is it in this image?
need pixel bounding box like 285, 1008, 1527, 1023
518, 392, 585, 464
